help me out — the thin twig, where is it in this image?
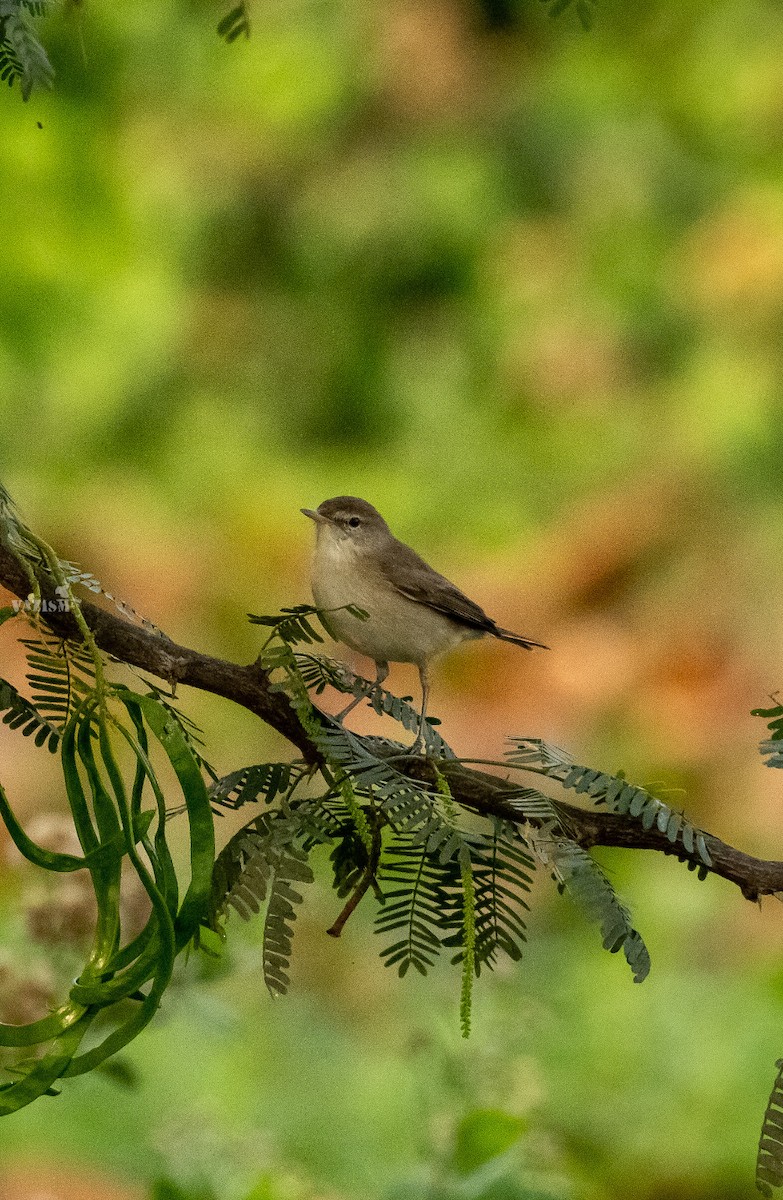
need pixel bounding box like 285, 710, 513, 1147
326, 812, 382, 937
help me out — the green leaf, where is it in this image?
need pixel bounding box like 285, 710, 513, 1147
117, 689, 215, 948
507, 739, 710, 867
207, 808, 314, 997
0, 1012, 92, 1114
756, 703, 783, 769
376, 835, 460, 976
217, 2, 249, 41
547, 840, 650, 983
757, 1058, 783, 1196
0, 675, 61, 752
2, 4, 53, 100
0, 780, 86, 873
295, 652, 455, 759
209, 761, 303, 812
443, 822, 534, 975
452, 1108, 526, 1175
20, 634, 96, 733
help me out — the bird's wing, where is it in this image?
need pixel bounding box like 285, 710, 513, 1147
377, 538, 496, 633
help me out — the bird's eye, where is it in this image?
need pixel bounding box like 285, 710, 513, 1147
347, 516, 361, 529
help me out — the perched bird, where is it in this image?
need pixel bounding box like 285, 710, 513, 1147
301, 496, 547, 750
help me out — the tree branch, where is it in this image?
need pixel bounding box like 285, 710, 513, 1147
1, 541, 780, 903
0, 542, 314, 759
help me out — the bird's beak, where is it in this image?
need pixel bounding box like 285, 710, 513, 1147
301, 508, 328, 524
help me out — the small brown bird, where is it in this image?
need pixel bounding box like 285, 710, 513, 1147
302, 496, 547, 749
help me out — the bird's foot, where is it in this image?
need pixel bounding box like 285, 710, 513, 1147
408, 732, 425, 755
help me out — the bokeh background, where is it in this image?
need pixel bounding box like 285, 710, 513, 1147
2, 0, 783, 1195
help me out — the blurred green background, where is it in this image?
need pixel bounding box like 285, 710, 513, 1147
2, 0, 783, 1195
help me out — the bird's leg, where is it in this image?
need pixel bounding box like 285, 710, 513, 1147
409, 662, 430, 754
334, 660, 389, 723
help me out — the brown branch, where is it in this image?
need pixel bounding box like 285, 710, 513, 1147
1, 540, 781, 903
0, 542, 314, 760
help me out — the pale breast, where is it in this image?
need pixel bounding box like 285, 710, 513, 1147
311, 536, 477, 666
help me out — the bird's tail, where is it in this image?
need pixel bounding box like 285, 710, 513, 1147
493, 626, 549, 651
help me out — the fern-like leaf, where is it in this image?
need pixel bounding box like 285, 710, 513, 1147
443, 822, 535, 974
540, 0, 596, 28
261, 841, 313, 996
208, 761, 305, 812
376, 835, 460, 976
329, 825, 370, 897
0, 676, 60, 751
297, 791, 360, 847
757, 1059, 783, 1196
210, 811, 289, 924
0, 36, 21, 87
508, 738, 712, 868
217, 2, 250, 42
0, 2, 53, 99
295, 651, 455, 759
249, 605, 325, 645
540, 836, 650, 983
316, 724, 438, 835
754, 703, 783, 770
208, 809, 317, 996
502, 783, 574, 830
249, 604, 367, 648
0, 636, 99, 754
20, 635, 95, 730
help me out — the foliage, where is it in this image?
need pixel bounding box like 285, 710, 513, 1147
758, 1059, 783, 1197
0, 481, 772, 1200
0, 0, 596, 106
208, 761, 307, 813
0, 496, 215, 1111
202, 597, 665, 1042
0, 487, 684, 1107
0, 0, 51, 100
217, 3, 250, 43
507, 738, 713, 870
0, 672, 61, 751
535, 836, 650, 982
540, 0, 596, 30
494, 766, 651, 982
375, 834, 462, 978
755, 704, 783, 1193
209, 809, 316, 997
295, 650, 455, 759
754, 701, 783, 771
453, 821, 534, 974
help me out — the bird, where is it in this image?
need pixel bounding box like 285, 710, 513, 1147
301, 496, 547, 751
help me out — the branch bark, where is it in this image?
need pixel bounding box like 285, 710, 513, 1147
1, 541, 781, 903
0, 542, 313, 758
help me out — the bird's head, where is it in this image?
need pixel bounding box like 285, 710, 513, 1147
301, 496, 391, 553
